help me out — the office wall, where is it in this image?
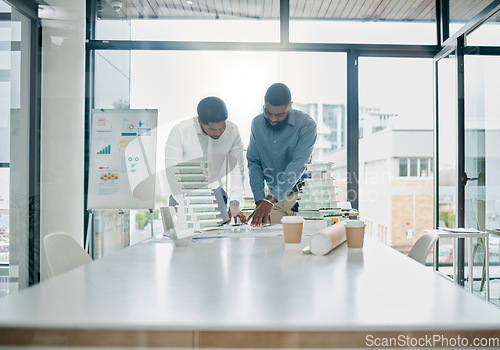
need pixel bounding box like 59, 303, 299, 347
40, 0, 86, 280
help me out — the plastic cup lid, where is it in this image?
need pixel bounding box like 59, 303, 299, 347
345, 220, 365, 228
281, 216, 304, 224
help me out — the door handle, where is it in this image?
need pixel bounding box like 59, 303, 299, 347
464, 172, 479, 186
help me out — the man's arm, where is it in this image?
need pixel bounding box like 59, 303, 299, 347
268, 120, 317, 202
246, 125, 266, 203
246, 119, 276, 227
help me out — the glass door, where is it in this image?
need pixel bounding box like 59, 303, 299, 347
0, 0, 35, 295
436, 52, 458, 230
358, 57, 434, 255
463, 12, 500, 234
435, 48, 463, 283
463, 23, 500, 299
463, 54, 488, 232
435, 7, 500, 301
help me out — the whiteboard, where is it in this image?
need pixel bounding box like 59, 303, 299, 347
87, 109, 158, 210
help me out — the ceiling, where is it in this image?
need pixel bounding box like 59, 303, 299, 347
97, 0, 499, 23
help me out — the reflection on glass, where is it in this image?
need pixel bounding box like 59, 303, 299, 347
94, 50, 130, 109
410, 158, 418, 176
465, 10, 500, 47
95, 2, 279, 42
289, 0, 436, 44
463, 54, 500, 296
359, 57, 434, 254
420, 158, 429, 177
93, 50, 347, 245
464, 55, 500, 234
0, 1, 31, 295
449, 0, 495, 39
437, 55, 457, 230
0, 0, 9, 294
399, 159, 408, 177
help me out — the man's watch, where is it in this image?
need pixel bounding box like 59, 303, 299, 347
229, 200, 240, 206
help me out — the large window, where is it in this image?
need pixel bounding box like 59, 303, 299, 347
437, 54, 458, 230
463, 53, 500, 295
358, 57, 434, 253
463, 54, 500, 232
89, 1, 500, 267
0, 0, 35, 294
93, 49, 347, 254
89, 1, 442, 257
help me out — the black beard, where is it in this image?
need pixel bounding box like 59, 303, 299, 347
264, 115, 289, 130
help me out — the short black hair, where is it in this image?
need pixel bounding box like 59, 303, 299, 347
197, 96, 228, 124
264, 83, 292, 106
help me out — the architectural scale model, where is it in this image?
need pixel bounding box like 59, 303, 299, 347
172, 161, 222, 230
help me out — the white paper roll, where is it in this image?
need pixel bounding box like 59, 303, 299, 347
309, 222, 347, 255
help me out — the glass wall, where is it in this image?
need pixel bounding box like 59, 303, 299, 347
93, 49, 347, 255
434, 4, 500, 303
437, 53, 458, 231
94, 50, 130, 109
463, 53, 500, 295
357, 57, 434, 254
0, 1, 10, 293
0, 0, 32, 294
289, 0, 437, 44
95, 1, 280, 42
449, 0, 496, 38
465, 10, 500, 46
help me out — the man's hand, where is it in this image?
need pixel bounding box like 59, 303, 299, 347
248, 196, 277, 227
227, 202, 248, 225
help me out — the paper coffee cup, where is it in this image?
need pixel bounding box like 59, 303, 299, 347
345, 220, 366, 248
281, 216, 304, 244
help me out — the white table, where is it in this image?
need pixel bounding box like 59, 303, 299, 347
426, 229, 490, 301
0, 233, 499, 348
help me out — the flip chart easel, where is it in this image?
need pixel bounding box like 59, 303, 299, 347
87, 109, 158, 257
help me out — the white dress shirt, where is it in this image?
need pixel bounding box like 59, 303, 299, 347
164, 117, 245, 203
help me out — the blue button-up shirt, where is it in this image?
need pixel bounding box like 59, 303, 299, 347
246, 109, 317, 202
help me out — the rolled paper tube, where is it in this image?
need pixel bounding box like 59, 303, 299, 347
309, 221, 347, 255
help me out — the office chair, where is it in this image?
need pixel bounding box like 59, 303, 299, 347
408, 231, 439, 265
44, 232, 93, 278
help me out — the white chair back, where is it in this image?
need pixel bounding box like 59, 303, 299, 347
44, 232, 93, 278
408, 231, 439, 264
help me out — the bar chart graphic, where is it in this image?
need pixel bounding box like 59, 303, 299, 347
97, 145, 111, 155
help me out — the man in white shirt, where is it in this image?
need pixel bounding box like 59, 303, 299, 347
164, 96, 247, 224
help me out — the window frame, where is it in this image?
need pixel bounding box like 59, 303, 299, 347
2, 0, 42, 287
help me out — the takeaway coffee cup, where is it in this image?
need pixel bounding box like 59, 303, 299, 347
345, 220, 366, 248
281, 216, 304, 244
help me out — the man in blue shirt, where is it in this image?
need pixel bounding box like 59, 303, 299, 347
247, 83, 317, 227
